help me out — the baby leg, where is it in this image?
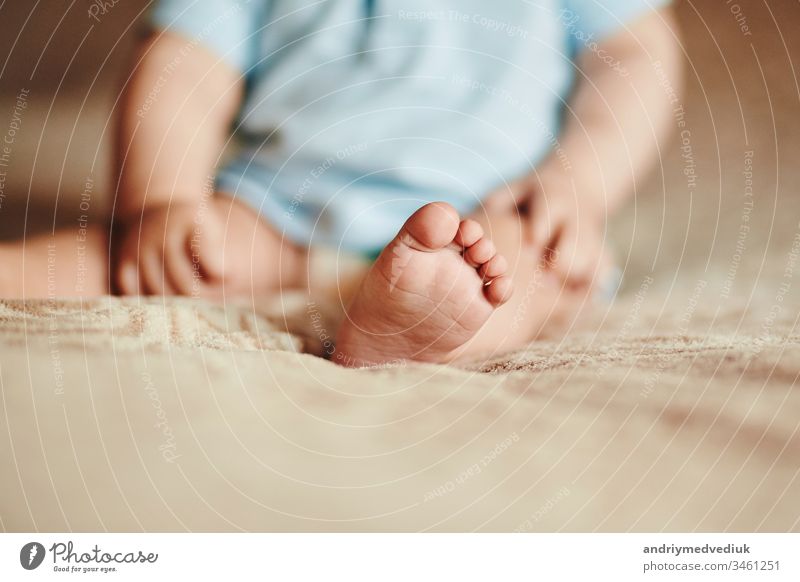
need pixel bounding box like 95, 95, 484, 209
0, 226, 109, 298
210, 193, 307, 296
0, 194, 307, 300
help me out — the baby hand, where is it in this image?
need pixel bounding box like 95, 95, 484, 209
485, 177, 610, 290
115, 200, 226, 297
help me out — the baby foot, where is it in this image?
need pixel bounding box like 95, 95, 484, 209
334, 202, 512, 366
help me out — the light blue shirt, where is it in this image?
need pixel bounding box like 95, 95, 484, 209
151, 0, 668, 253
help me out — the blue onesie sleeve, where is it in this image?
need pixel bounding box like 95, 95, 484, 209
561, 0, 672, 51
148, 0, 267, 72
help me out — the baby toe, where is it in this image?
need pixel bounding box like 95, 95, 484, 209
455, 219, 483, 249
484, 275, 513, 306
402, 202, 460, 251
479, 253, 508, 280
465, 237, 496, 267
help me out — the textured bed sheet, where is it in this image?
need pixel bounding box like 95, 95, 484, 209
0, 292, 797, 532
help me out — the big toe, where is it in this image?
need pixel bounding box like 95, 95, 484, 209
401, 202, 460, 251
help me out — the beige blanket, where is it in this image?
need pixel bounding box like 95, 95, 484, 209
1, 291, 797, 532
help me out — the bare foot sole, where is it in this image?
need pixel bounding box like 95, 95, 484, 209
334, 202, 513, 367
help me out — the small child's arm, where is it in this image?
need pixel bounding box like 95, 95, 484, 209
115, 31, 242, 218
114, 31, 243, 294
487, 6, 682, 288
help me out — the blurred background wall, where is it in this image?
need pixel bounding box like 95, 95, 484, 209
0, 0, 145, 231
0, 1, 798, 308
